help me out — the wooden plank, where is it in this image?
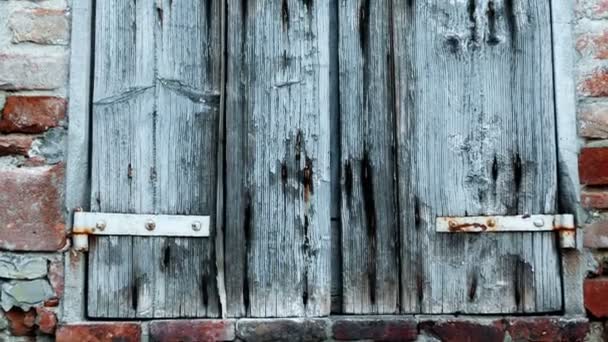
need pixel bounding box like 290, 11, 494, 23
63, 0, 93, 323
337, 0, 400, 314
552, 0, 586, 315
151, 0, 221, 318
224, 0, 332, 317
89, 0, 221, 318
88, 0, 155, 317
328, 0, 341, 314
393, 0, 562, 313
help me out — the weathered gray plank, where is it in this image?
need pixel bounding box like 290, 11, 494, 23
89, 0, 221, 318
338, 0, 400, 314
224, 0, 332, 317
393, 0, 562, 313
150, 0, 221, 318
88, 0, 155, 317
328, 0, 341, 314
552, 0, 586, 315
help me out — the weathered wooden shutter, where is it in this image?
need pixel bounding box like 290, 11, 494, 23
83, 0, 569, 318
339, 0, 562, 314
224, 0, 332, 317
88, 0, 221, 318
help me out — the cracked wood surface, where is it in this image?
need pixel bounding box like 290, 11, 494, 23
224, 0, 332, 317
338, 0, 400, 314
394, 0, 561, 314
338, 0, 561, 314
86, 0, 563, 318
88, 0, 221, 318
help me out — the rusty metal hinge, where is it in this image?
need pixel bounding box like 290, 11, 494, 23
436, 214, 576, 249
72, 212, 210, 251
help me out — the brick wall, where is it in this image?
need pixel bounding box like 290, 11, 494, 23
0, 0, 68, 339
577, 0, 608, 338
1, 0, 608, 341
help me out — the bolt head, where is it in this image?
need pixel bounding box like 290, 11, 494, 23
487, 219, 496, 227
145, 219, 156, 231
534, 219, 545, 228
191, 221, 202, 232
96, 221, 106, 231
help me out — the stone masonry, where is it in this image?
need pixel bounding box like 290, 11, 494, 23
0, 0, 68, 339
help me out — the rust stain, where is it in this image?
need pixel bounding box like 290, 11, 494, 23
302, 158, 314, 203
447, 222, 488, 232
72, 227, 95, 235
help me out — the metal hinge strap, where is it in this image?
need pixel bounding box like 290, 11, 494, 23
436, 214, 576, 249
72, 212, 210, 251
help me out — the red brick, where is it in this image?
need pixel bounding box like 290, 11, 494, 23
579, 69, 608, 97
0, 96, 66, 133
505, 318, 589, 342
43, 298, 59, 307
9, 9, 69, 45
584, 278, 608, 318
584, 220, 608, 248
48, 258, 64, 298
419, 320, 505, 342
35, 307, 57, 335
150, 320, 235, 342
56, 323, 141, 342
0, 164, 66, 251
582, 188, 608, 208
0, 134, 33, 156
5, 308, 36, 336
577, 0, 608, 19
236, 319, 329, 341
0, 53, 67, 90
332, 317, 418, 341
579, 147, 608, 185
578, 102, 608, 139
577, 30, 608, 59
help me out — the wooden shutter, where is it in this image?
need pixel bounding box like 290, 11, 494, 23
85, 0, 567, 318
339, 0, 562, 314
88, 0, 221, 318
224, 0, 333, 317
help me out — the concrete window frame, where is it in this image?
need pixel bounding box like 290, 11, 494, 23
61, 0, 585, 324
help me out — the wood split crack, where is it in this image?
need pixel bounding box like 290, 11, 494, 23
361, 150, 377, 305
358, 0, 371, 54
242, 191, 252, 314
467, 0, 479, 46
486, 1, 500, 45
281, 0, 290, 31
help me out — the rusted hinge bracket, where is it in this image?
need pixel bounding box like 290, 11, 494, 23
72, 212, 210, 251
436, 214, 576, 249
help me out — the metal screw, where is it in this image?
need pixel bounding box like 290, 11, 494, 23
448, 221, 457, 228
534, 219, 545, 228
487, 219, 496, 227
96, 221, 106, 231
192, 221, 202, 232
145, 219, 156, 231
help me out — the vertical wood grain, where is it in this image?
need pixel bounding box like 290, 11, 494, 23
224, 0, 332, 317
337, 0, 400, 314
89, 0, 221, 318
393, 0, 561, 314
